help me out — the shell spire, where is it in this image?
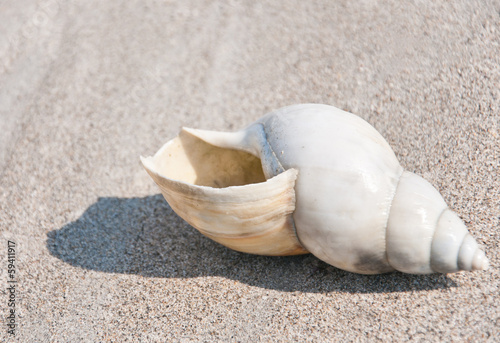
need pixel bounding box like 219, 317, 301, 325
386, 171, 488, 274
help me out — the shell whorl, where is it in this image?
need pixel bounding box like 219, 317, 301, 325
387, 171, 488, 273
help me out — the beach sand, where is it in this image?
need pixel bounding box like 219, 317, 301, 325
1, 1, 498, 341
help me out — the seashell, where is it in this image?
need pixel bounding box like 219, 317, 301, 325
141, 104, 489, 274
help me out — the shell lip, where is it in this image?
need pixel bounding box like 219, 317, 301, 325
140, 138, 298, 193
142, 156, 297, 193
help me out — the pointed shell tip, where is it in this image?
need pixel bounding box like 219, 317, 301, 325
472, 250, 489, 271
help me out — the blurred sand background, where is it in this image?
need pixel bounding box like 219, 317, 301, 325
1, 0, 499, 341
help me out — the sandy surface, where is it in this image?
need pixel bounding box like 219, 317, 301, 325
1, 0, 499, 341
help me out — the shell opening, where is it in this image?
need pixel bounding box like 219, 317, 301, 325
149, 129, 268, 188
141, 129, 308, 256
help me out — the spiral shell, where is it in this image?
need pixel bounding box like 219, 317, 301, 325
141, 104, 489, 274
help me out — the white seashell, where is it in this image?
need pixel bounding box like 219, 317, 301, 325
141, 104, 489, 274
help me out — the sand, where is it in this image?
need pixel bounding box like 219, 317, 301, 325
1, 0, 499, 341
